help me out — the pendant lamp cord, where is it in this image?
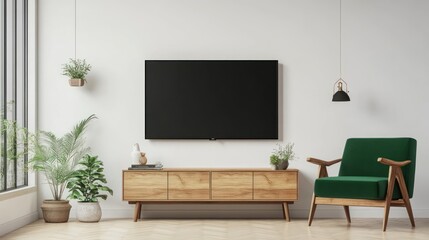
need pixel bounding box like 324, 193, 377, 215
339, 0, 342, 79
74, 0, 77, 60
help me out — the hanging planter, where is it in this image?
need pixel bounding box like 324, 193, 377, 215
69, 78, 85, 87
62, 1, 92, 87
62, 58, 92, 87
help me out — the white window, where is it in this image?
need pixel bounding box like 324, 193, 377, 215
0, 0, 29, 192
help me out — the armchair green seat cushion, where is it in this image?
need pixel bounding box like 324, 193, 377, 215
315, 176, 402, 200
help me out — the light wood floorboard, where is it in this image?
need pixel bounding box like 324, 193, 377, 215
2, 218, 429, 240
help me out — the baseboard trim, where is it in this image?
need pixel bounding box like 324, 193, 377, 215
0, 211, 39, 237
70, 207, 429, 220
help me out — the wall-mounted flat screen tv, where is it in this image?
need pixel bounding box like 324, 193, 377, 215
145, 60, 278, 139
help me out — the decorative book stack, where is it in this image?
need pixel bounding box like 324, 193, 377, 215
128, 164, 163, 170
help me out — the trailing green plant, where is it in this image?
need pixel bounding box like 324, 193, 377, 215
270, 143, 295, 166
67, 155, 113, 202
62, 58, 92, 80
0, 101, 32, 188
30, 114, 96, 200
1, 119, 29, 160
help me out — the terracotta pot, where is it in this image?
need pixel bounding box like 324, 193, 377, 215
69, 78, 85, 87
77, 202, 102, 222
41, 200, 72, 223
277, 161, 289, 170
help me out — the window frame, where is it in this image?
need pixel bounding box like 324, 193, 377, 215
0, 0, 31, 194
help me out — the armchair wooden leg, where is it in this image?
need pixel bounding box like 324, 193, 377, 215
308, 194, 317, 226
343, 206, 351, 223
396, 170, 415, 227
308, 165, 329, 226
383, 200, 392, 231
382, 167, 397, 231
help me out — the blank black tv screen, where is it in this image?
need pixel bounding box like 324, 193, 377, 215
145, 60, 278, 139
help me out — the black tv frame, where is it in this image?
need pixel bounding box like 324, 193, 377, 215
145, 60, 279, 140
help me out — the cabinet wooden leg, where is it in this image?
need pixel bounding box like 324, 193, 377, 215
138, 202, 142, 220
344, 206, 351, 223
282, 202, 290, 222
134, 202, 142, 222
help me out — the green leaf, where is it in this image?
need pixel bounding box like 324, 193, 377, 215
60, 154, 112, 201
62, 58, 92, 79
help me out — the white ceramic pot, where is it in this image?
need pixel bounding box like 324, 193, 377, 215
77, 202, 102, 222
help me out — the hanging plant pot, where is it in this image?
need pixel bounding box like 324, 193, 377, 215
63, 58, 92, 87
69, 78, 85, 87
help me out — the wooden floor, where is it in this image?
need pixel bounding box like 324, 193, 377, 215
3, 218, 429, 240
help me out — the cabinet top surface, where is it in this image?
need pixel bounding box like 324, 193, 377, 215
123, 168, 299, 172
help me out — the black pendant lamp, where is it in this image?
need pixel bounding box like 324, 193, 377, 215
332, 0, 350, 102
332, 78, 350, 101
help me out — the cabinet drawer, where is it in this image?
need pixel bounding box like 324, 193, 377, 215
123, 171, 167, 200
168, 172, 210, 200
211, 172, 253, 200
254, 171, 298, 200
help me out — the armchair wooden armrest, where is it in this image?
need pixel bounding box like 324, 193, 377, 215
377, 158, 411, 167
307, 157, 342, 166
307, 158, 342, 178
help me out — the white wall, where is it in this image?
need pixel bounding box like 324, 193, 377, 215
0, 190, 39, 236
37, 0, 429, 219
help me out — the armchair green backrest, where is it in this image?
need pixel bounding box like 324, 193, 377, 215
339, 138, 417, 198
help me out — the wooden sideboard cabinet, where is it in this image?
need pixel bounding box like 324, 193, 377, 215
123, 168, 299, 222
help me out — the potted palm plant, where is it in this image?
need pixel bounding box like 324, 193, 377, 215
62, 58, 92, 87
30, 114, 96, 223
270, 143, 295, 170
67, 155, 113, 222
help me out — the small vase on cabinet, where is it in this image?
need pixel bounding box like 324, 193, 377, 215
131, 143, 147, 165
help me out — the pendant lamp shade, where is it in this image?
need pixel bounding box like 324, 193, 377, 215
333, 91, 350, 101
332, 79, 350, 102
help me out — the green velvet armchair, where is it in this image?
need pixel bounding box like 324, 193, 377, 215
307, 138, 417, 231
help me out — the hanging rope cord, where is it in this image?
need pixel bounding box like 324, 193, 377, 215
339, 0, 342, 79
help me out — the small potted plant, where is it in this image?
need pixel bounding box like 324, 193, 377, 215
270, 143, 295, 170
67, 154, 113, 222
62, 58, 92, 87
30, 114, 96, 223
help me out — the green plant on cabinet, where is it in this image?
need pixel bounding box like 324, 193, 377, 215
270, 142, 295, 170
